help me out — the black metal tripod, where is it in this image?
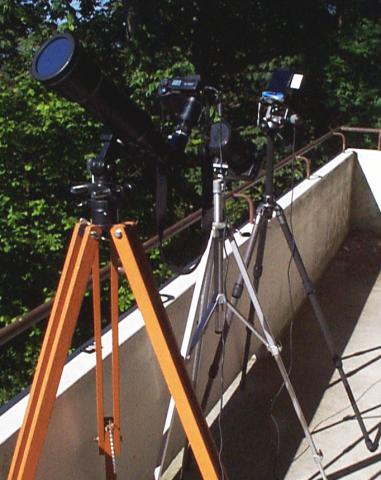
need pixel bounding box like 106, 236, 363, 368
202, 127, 381, 455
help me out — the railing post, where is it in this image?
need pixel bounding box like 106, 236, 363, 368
333, 131, 346, 151
296, 155, 311, 179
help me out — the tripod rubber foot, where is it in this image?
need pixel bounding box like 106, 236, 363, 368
209, 363, 219, 379
232, 283, 243, 299
333, 355, 343, 369
239, 377, 247, 390
366, 439, 377, 452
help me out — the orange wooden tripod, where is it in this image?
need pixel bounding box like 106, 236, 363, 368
7, 220, 225, 480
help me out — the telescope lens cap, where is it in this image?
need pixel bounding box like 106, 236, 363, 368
32, 33, 76, 82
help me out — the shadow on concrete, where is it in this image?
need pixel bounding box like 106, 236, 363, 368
178, 230, 381, 480
306, 424, 381, 480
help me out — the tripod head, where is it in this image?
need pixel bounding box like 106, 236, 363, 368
257, 69, 303, 133
71, 133, 129, 232
257, 69, 303, 199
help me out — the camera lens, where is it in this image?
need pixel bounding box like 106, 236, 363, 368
209, 121, 261, 179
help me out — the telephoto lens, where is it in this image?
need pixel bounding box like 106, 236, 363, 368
209, 120, 261, 180
31, 32, 167, 156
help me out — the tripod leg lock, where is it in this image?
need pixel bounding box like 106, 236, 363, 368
313, 449, 324, 461
232, 282, 243, 299
268, 344, 281, 356
208, 360, 220, 379
253, 264, 263, 280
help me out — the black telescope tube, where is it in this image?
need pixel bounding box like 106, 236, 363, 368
31, 32, 168, 156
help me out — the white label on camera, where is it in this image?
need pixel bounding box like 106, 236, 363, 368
290, 74, 303, 89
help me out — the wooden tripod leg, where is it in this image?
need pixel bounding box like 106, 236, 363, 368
8, 223, 101, 480
111, 223, 225, 480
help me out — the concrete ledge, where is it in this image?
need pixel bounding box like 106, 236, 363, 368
350, 149, 381, 236
1, 149, 368, 479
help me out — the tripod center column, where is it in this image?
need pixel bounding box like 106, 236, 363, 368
213, 178, 225, 231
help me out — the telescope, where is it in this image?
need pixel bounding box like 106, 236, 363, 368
32, 32, 262, 180
31, 32, 169, 158
31, 29, 265, 229
258, 69, 303, 131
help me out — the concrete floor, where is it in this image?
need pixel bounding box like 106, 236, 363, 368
175, 230, 381, 480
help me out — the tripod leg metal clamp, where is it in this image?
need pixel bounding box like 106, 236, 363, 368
232, 282, 243, 299
268, 344, 281, 356
313, 449, 324, 461
332, 354, 343, 368
216, 293, 226, 304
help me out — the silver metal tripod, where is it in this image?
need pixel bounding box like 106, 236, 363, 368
154, 168, 327, 480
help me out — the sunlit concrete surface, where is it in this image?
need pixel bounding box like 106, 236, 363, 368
168, 235, 381, 480
284, 232, 381, 479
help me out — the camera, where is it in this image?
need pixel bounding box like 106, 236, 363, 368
261, 69, 303, 104
158, 76, 261, 180
209, 121, 261, 180
158, 75, 211, 154
258, 69, 303, 131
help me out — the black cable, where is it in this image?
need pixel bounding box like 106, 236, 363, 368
214, 102, 228, 479
218, 253, 227, 479
269, 124, 298, 479
218, 331, 226, 480
216, 216, 235, 479
294, 377, 381, 462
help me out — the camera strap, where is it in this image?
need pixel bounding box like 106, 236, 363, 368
155, 160, 168, 244
155, 153, 213, 275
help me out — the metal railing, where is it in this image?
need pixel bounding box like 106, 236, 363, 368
340, 126, 381, 150
1, 125, 380, 346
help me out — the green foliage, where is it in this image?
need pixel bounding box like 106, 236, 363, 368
1, 0, 381, 404
323, 17, 381, 126
0, 70, 99, 322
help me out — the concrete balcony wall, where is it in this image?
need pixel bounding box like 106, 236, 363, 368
1, 149, 378, 479
351, 149, 381, 236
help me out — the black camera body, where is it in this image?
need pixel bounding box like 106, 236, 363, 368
158, 75, 202, 96
158, 75, 205, 154
158, 75, 203, 128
